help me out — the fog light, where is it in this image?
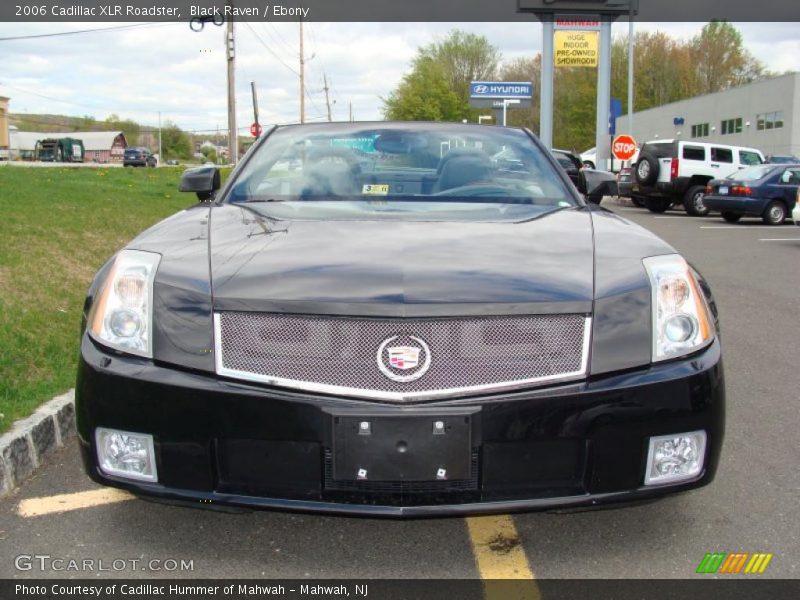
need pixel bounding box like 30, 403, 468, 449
644, 430, 706, 485
95, 428, 158, 482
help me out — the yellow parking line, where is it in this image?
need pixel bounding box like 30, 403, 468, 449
466, 515, 540, 600
17, 488, 134, 517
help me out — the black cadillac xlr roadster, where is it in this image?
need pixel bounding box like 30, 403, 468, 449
77, 122, 724, 516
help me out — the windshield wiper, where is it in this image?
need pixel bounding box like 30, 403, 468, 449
241, 198, 285, 203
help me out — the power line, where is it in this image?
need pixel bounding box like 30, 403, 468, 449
243, 22, 299, 77
265, 22, 298, 56
0, 23, 171, 42
257, 22, 298, 59
1, 83, 103, 111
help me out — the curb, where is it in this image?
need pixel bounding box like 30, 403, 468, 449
0, 389, 76, 497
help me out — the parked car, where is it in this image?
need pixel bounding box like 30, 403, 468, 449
123, 147, 157, 167
166, 159, 180, 166
579, 146, 637, 172
632, 139, 765, 216
704, 163, 800, 225
77, 122, 724, 516
551, 149, 617, 204
766, 154, 800, 164
616, 166, 639, 204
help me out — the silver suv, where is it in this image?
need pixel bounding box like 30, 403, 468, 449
632, 140, 764, 215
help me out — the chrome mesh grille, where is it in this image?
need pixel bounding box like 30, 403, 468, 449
216, 312, 589, 401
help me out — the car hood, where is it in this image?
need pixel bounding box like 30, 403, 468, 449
208, 204, 595, 317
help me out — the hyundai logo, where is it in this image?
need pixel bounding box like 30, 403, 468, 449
473, 84, 489, 94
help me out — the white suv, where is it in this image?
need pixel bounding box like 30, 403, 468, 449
632, 140, 764, 215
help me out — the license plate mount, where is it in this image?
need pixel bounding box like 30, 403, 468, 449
330, 411, 474, 482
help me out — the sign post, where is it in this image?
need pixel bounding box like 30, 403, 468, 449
517, 1, 638, 154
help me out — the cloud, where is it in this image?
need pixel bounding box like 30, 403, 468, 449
1, 20, 798, 133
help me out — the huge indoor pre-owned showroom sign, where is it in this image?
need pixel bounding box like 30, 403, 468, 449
554, 30, 599, 67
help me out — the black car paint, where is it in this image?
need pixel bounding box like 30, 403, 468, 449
76, 123, 724, 516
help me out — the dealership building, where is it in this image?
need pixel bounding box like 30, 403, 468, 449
615, 72, 800, 158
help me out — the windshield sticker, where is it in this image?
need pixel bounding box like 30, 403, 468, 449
362, 184, 390, 195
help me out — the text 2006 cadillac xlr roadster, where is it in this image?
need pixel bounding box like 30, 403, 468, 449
77, 122, 724, 516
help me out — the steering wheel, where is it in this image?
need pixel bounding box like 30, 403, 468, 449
433, 184, 514, 197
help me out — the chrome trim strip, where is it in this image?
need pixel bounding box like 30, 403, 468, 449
213, 313, 592, 402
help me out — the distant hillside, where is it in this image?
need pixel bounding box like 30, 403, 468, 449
10, 113, 145, 147
12, 113, 120, 132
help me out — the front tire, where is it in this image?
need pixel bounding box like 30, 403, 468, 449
684, 185, 710, 216
762, 200, 786, 225
645, 197, 671, 213
631, 195, 646, 208
721, 212, 741, 223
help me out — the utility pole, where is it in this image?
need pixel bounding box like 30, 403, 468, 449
299, 21, 305, 124
226, 2, 238, 164
323, 74, 332, 122
349, 102, 353, 122
157, 111, 162, 166
627, 7, 635, 135
251, 81, 260, 137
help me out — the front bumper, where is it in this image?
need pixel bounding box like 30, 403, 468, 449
703, 195, 767, 216
76, 335, 725, 517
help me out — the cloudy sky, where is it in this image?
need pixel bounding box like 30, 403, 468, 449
1, 21, 799, 135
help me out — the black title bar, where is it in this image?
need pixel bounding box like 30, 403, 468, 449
1, 0, 800, 22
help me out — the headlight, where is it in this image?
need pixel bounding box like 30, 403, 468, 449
643, 254, 714, 362
87, 250, 161, 358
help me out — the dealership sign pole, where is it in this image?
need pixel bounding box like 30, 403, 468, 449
517, 1, 638, 156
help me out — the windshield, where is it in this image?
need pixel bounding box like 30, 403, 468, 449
225, 123, 577, 222
729, 165, 776, 181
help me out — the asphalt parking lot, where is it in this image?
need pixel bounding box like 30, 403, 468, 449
1, 200, 798, 581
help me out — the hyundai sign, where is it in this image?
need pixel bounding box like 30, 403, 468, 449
470, 82, 533, 99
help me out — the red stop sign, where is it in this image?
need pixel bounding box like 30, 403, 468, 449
612, 135, 637, 161
250, 122, 263, 137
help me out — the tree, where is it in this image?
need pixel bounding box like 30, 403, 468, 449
382, 57, 465, 121
383, 30, 501, 121
690, 21, 769, 94
500, 56, 541, 131
105, 113, 141, 147
200, 145, 218, 164
160, 121, 191, 160
417, 30, 502, 105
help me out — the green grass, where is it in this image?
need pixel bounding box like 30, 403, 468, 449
0, 165, 229, 433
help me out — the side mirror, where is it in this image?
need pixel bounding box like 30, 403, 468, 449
179, 166, 220, 201
576, 171, 588, 194
581, 168, 618, 197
